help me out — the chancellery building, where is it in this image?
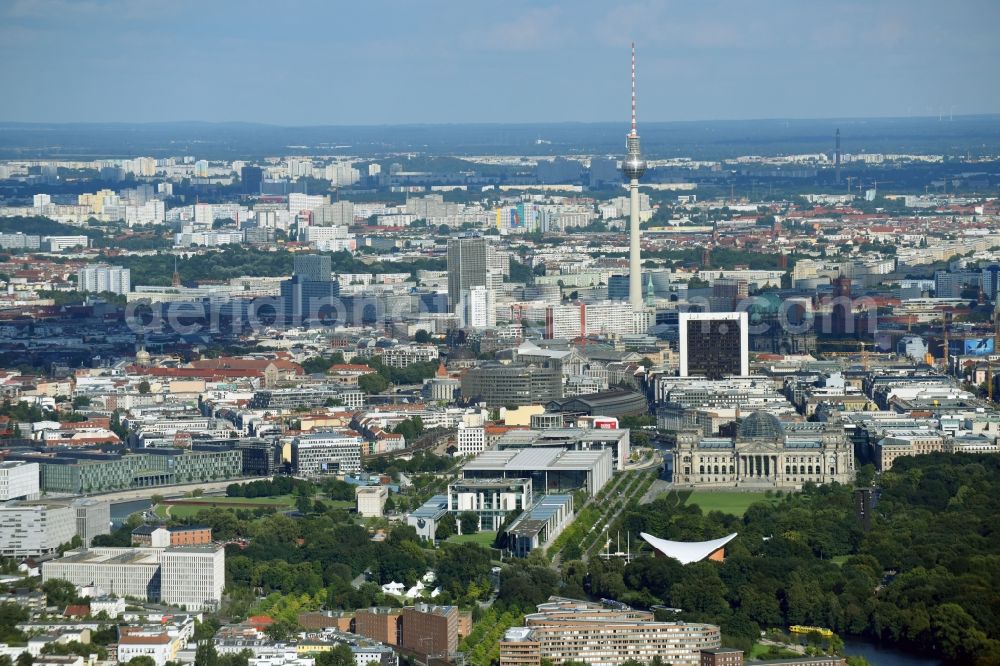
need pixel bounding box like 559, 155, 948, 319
672, 411, 855, 489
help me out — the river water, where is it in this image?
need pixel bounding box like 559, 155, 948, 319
109, 499, 152, 527
843, 637, 944, 666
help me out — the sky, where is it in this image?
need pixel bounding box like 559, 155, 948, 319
1, 0, 999, 125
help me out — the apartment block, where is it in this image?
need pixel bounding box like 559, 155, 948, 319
0, 504, 76, 557
354, 607, 401, 646
160, 545, 226, 611
400, 604, 458, 658
0, 461, 39, 501
500, 599, 720, 666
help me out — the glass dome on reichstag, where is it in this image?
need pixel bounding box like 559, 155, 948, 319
738, 411, 785, 441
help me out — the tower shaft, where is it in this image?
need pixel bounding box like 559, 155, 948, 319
629, 179, 642, 308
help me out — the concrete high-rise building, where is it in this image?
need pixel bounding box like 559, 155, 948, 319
293, 254, 333, 282
241, 166, 263, 195
282, 254, 341, 324
0, 461, 39, 501
0, 504, 76, 557
160, 545, 226, 611
461, 284, 494, 328
622, 43, 647, 310
77, 264, 130, 295
72, 498, 111, 547
679, 312, 749, 379
589, 157, 619, 189
447, 237, 489, 312
544, 301, 635, 339
710, 278, 749, 312
313, 201, 355, 226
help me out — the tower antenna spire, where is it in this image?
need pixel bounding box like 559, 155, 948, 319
631, 42, 637, 136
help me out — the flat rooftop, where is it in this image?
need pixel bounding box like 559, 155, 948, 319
463, 448, 609, 472
50, 548, 161, 566
411, 495, 448, 519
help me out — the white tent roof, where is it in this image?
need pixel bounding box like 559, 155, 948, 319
639, 532, 738, 564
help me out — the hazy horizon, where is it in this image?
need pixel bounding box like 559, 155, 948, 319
3, 112, 1000, 129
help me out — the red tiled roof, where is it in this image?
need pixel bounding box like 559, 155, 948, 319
64, 604, 90, 617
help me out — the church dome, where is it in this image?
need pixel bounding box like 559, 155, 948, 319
738, 411, 785, 440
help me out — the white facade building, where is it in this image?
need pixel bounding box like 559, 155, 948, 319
462, 285, 494, 329
160, 546, 226, 611
77, 265, 131, 295
0, 461, 39, 501
43, 547, 162, 599
43, 236, 89, 252
125, 199, 166, 227
544, 302, 635, 340
305, 225, 356, 251
0, 504, 76, 557
457, 425, 486, 457
292, 434, 363, 475
355, 485, 389, 518
380, 345, 439, 369
72, 498, 111, 547
43, 545, 225, 611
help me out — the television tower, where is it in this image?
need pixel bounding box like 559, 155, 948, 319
623, 42, 647, 309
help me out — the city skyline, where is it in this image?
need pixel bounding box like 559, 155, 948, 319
1, 0, 998, 125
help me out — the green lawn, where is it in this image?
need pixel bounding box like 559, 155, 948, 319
178, 495, 296, 505
445, 531, 497, 548
154, 495, 352, 520
749, 643, 802, 660
160, 504, 215, 519
684, 490, 779, 517
831, 555, 850, 566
